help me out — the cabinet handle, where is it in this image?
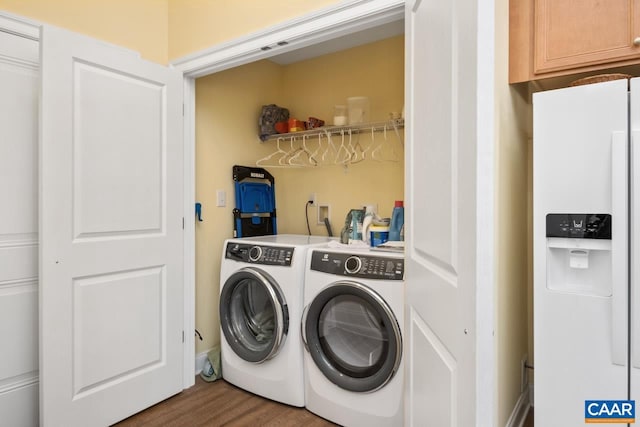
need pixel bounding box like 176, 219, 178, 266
634, 37, 640, 46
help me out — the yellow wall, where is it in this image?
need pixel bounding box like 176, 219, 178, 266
195, 59, 285, 352
0, 0, 169, 64
0, 0, 345, 63
495, 0, 532, 424
168, 0, 341, 60
195, 36, 404, 354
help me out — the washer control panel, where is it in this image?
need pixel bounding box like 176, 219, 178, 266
310, 251, 404, 280
225, 242, 294, 266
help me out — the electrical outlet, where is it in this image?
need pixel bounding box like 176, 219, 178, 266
309, 193, 317, 205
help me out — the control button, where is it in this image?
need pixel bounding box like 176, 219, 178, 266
345, 256, 362, 274
249, 246, 262, 262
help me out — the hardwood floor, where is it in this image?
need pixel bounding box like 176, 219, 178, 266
524, 408, 534, 427
114, 376, 535, 426
113, 377, 337, 427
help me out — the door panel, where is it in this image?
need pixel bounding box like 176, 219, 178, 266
40, 25, 184, 427
535, 0, 640, 73
0, 30, 39, 426
409, 312, 456, 426
72, 267, 164, 396
405, 0, 479, 425
73, 62, 164, 237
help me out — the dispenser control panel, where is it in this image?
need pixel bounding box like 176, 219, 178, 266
310, 251, 404, 280
225, 242, 294, 266
546, 214, 611, 239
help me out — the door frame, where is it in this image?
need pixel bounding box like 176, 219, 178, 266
172, 0, 407, 389
175, 0, 494, 407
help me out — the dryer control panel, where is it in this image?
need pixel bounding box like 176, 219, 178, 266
225, 242, 294, 266
310, 251, 404, 280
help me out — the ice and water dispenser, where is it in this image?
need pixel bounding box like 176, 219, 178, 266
545, 213, 612, 296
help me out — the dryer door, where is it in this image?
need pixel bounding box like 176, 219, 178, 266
302, 281, 402, 392
220, 267, 289, 363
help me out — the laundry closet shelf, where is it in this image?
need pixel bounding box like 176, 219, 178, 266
262, 119, 404, 141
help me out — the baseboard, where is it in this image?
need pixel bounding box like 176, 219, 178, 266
195, 349, 210, 375
506, 385, 532, 427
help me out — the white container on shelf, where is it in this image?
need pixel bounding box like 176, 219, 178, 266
347, 96, 370, 124
333, 105, 347, 126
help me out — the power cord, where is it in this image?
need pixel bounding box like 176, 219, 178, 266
305, 201, 312, 235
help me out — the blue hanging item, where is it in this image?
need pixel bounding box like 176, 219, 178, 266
232, 165, 277, 237
388, 200, 404, 241
195, 202, 203, 222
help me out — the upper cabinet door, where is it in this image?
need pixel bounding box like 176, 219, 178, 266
40, 25, 184, 426
535, 0, 640, 74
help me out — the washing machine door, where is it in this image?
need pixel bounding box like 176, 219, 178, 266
302, 281, 402, 392
220, 267, 289, 363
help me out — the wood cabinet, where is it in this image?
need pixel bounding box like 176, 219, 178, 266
510, 0, 640, 83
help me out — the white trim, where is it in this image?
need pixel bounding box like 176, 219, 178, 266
0, 234, 38, 248
0, 52, 38, 70
171, 0, 404, 78
195, 349, 210, 375
0, 372, 39, 395
0, 10, 40, 40
182, 76, 196, 388
506, 386, 532, 427
475, 0, 496, 425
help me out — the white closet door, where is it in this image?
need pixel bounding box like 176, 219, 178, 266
404, 0, 488, 425
39, 25, 184, 427
0, 30, 39, 427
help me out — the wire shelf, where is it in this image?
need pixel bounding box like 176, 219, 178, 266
261, 119, 404, 142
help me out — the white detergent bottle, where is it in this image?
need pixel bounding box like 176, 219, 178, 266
362, 205, 376, 245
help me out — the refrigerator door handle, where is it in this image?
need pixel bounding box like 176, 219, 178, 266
611, 130, 628, 367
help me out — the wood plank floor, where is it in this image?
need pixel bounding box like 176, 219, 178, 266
114, 375, 535, 426
113, 377, 337, 427
524, 409, 533, 427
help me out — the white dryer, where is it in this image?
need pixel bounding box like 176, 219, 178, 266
302, 247, 404, 427
219, 234, 334, 407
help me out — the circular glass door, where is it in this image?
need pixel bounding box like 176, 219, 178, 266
303, 281, 402, 392
220, 267, 288, 363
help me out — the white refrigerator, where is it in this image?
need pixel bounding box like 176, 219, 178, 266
533, 78, 640, 426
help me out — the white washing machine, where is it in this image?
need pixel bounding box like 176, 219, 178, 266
219, 234, 334, 407
302, 247, 404, 427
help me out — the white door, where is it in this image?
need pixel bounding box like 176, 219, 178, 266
39, 25, 184, 426
404, 0, 489, 425
0, 30, 39, 427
